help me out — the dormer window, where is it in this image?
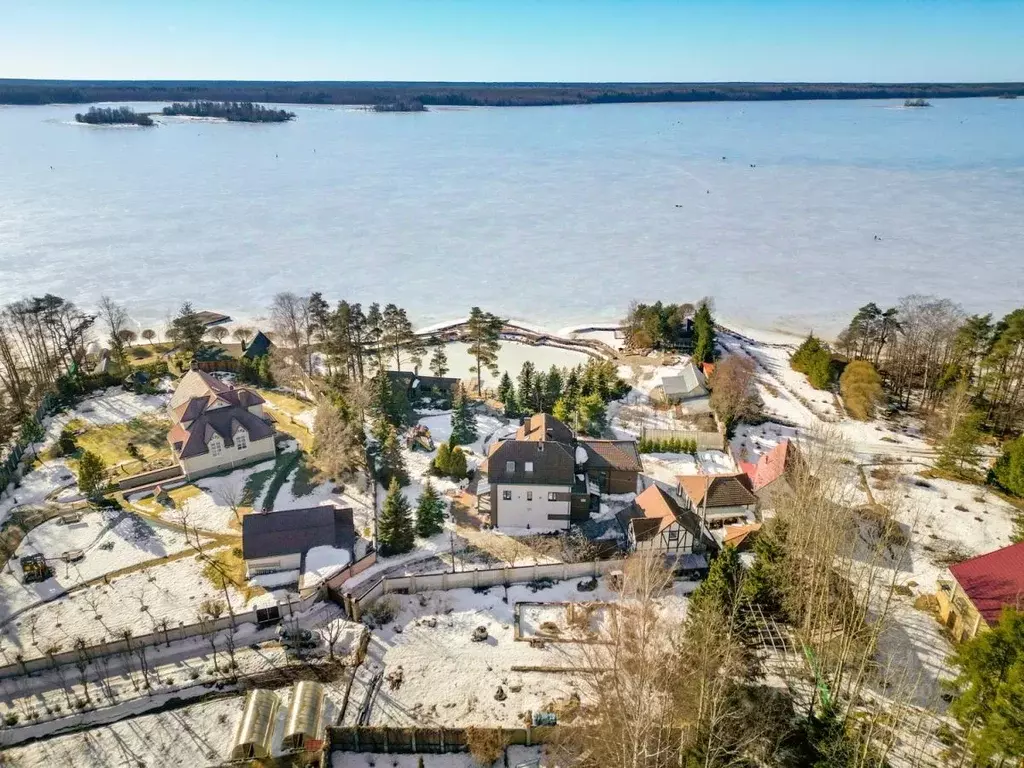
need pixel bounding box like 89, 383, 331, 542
537, 443, 545, 452
208, 437, 223, 457
525, 461, 534, 473
505, 460, 515, 473
234, 431, 249, 451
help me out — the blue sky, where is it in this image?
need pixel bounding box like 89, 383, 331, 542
2, 1, 1021, 82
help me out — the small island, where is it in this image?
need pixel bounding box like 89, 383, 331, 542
74, 106, 154, 126
371, 99, 427, 113
903, 98, 932, 108
160, 101, 295, 123
997, 94, 1018, 99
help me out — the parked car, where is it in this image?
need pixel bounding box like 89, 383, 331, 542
277, 626, 314, 646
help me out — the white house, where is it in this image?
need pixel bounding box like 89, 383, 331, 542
167, 368, 277, 480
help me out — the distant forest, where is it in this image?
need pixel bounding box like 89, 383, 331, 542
74, 106, 154, 126
4, 80, 1024, 107
161, 100, 295, 122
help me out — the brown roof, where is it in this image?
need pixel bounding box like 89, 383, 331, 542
580, 439, 643, 472
483, 439, 575, 486
516, 413, 575, 443
618, 484, 701, 542
169, 368, 232, 410
168, 375, 273, 460
723, 522, 762, 550
677, 474, 757, 508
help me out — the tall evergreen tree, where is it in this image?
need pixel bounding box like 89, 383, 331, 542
450, 384, 477, 446
170, 302, 206, 357
377, 426, 409, 487
693, 300, 716, 364
432, 441, 453, 476
992, 435, 1024, 498
378, 477, 415, 555
497, 371, 517, 416
447, 445, 468, 480
381, 304, 422, 371
415, 480, 446, 538
369, 370, 408, 428
516, 361, 536, 414
543, 365, 563, 413
465, 307, 503, 394
937, 409, 984, 477
429, 339, 449, 378
365, 303, 384, 372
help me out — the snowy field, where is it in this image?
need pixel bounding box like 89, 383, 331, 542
1, 550, 246, 659
0, 510, 197, 623
444, 342, 592, 391
359, 576, 690, 727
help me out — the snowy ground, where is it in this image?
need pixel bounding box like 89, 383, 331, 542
0, 510, 197, 624
0, 550, 246, 659
640, 450, 738, 488
354, 576, 690, 728
1, 387, 170, 527
444, 342, 592, 391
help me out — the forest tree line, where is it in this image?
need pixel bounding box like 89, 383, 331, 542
5, 80, 1023, 106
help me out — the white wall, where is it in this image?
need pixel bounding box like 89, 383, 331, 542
181, 435, 276, 479
494, 483, 570, 530
245, 552, 301, 578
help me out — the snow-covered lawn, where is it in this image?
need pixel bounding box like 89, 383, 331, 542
1, 550, 246, 659
0, 460, 77, 526
50, 388, 169, 430
362, 577, 689, 727
444, 342, 592, 391
0, 512, 197, 624
301, 545, 352, 589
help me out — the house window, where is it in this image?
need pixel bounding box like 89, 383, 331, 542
234, 431, 249, 451
208, 438, 223, 457
547, 492, 557, 502
506, 461, 515, 473
667, 529, 679, 541
502, 490, 512, 501
525, 461, 534, 473
526, 491, 533, 501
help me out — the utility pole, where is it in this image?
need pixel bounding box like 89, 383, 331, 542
449, 531, 457, 573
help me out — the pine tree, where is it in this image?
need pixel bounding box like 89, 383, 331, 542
689, 545, 745, 620
77, 451, 106, 499
466, 306, 503, 394
429, 338, 449, 378
576, 392, 608, 436
791, 333, 835, 390
497, 371, 517, 416
449, 385, 477, 446
377, 426, 409, 487
378, 478, 415, 555
516, 361, 535, 413
543, 365, 563, 413
370, 371, 408, 428
170, 302, 206, 357
552, 397, 571, 425
20, 417, 44, 460
416, 480, 446, 537
993, 435, 1024, 498
433, 441, 452, 476
937, 409, 984, 478
693, 300, 716, 364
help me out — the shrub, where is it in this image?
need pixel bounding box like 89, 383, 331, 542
4, 712, 18, 726
364, 596, 398, 627
466, 727, 508, 766
840, 360, 883, 420
991, 435, 1024, 498
57, 427, 77, 456
790, 334, 836, 389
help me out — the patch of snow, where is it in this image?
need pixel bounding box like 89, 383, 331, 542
301, 545, 352, 589
251, 569, 299, 589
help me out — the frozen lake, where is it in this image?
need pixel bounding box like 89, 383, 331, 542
0, 98, 1022, 335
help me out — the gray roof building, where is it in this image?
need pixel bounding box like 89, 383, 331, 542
242, 504, 355, 561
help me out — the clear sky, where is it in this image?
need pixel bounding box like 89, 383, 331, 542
2, 1, 1021, 83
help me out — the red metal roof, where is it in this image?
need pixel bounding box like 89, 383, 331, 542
753, 440, 790, 491
949, 541, 1024, 627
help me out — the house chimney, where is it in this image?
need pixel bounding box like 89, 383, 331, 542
189, 359, 199, 371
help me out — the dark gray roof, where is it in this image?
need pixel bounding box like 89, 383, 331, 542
662, 362, 708, 399
483, 439, 575, 486
242, 505, 354, 560
168, 389, 275, 459
243, 331, 272, 359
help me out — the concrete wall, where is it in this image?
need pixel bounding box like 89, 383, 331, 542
0, 591, 317, 681
180, 436, 276, 480
116, 465, 184, 491
347, 559, 627, 620
245, 552, 302, 578
493, 483, 571, 529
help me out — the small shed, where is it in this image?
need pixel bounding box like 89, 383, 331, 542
230, 689, 281, 760
282, 680, 326, 751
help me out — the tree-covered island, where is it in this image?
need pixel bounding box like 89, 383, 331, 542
74, 106, 154, 126
161, 101, 295, 122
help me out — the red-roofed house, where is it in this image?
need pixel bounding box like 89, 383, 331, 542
936, 541, 1024, 642
167, 367, 277, 480
737, 440, 795, 515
